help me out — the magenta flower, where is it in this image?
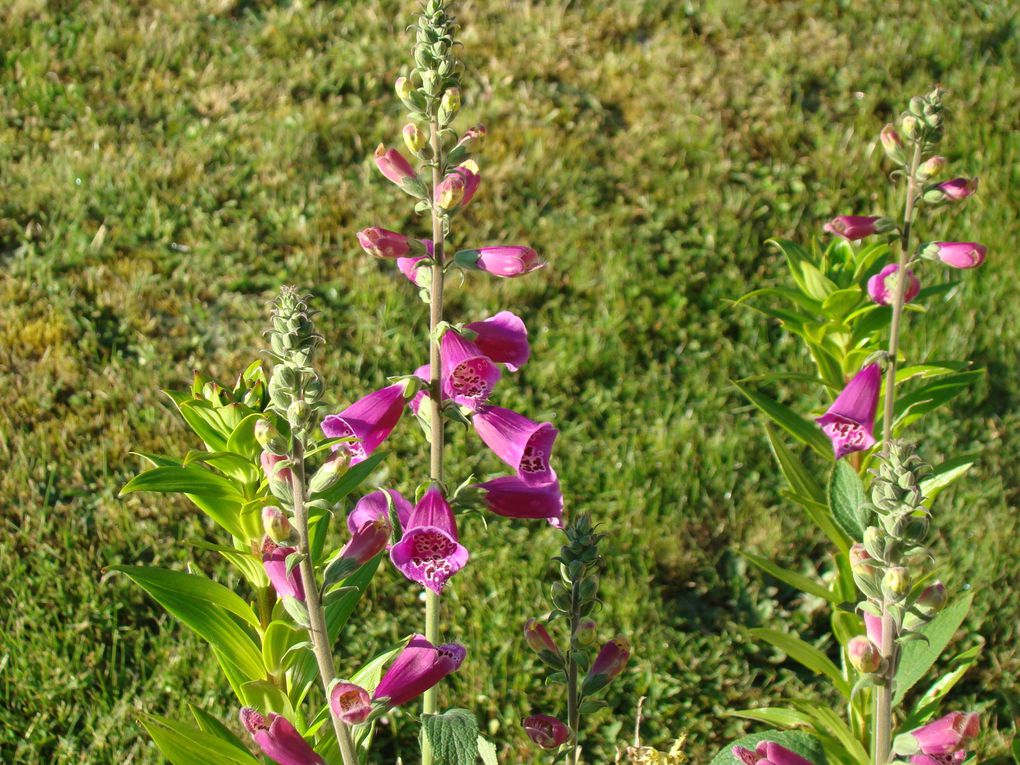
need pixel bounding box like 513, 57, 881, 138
321, 383, 407, 464
522, 714, 571, 750
588, 635, 630, 681
374, 144, 419, 194
864, 612, 883, 646
815, 363, 881, 459
523, 618, 561, 657
867, 263, 921, 306
455, 246, 544, 278
262, 542, 304, 601
441, 331, 501, 409
472, 405, 558, 485
847, 635, 881, 673
732, 741, 814, 765
907, 712, 980, 756
347, 489, 413, 541
909, 755, 968, 765
924, 241, 987, 269
476, 475, 563, 527
397, 255, 429, 287
465, 311, 530, 371
329, 682, 372, 725
934, 177, 978, 201
453, 123, 487, 153
357, 227, 414, 259
389, 486, 469, 593
340, 514, 392, 565
434, 161, 480, 210
823, 215, 886, 241
372, 634, 466, 708
240, 708, 325, 765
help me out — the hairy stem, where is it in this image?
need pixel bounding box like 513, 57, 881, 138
872, 141, 923, 765
566, 580, 581, 765
290, 439, 360, 765
421, 114, 446, 765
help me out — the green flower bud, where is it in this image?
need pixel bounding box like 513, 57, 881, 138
882, 566, 911, 601
441, 87, 461, 114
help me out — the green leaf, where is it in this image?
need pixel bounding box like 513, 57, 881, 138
420, 708, 480, 765
901, 643, 983, 730
788, 701, 870, 765
174, 399, 230, 452
735, 286, 823, 315
742, 551, 836, 603
477, 736, 499, 765
189, 704, 250, 750
711, 729, 828, 765
920, 456, 976, 507
805, 341, 845, 390
241, 679, 295, 720
821, 288, 862, 320
827, 461, 867, 539
893, 591, 974, 707
120, 465, 245, 501
728, 706, 816, 729
735, 381, 833, 458
111, 565, 264, 680
326, 554, 381, 643
262, 620, 302, 674
750, 628, 850, 697
313, 452, 385, 505
892, 371, 983, 431
227, 413, 265, 462
140, 714, 261, 765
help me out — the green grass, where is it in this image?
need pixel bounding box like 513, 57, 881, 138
1, 0, 1018, 762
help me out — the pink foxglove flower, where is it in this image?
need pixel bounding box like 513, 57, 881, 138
372, 634, 466, 708
329, 682, 372, 725
347, 489, 413, 541
261, 451, 292, 484
823, 215, 889, 241
523, 618, 561, 657
321, 383, 407, 464
864, 612, 884, 646
522, 714, 571, 750
339, 514, 392, 565
847, 635, 881, 673
924, 241, 987, 269
732, 741, 814, 765
397, 255, 429, 287
472, 405, 558, 485
867, 263, 921, 306
906, 712, 980, 756
357, 227, 414, 259
441, 331, 501, 409
588, 635, 630, 681
455, 246, 544, 278
374, 144, 420, 196
465, 311, 531, 371
434, 161, 480, 210
389, 486, 468, 593
240, 708, 325, 765
932, 177, 978, 201
262, 542, 304, 601
476, 475, 563, 527
815, 363, 881, 459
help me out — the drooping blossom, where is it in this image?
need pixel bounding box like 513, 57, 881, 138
732, 741, 814, 765
823, 215, 889, 241
465, 311, 530, 371
453, 123, 486, 154
372, 634, 466, 708
815, 363, 881, 459
454, 246, 544, 278
932, 177, 978, 201
905, 712, 980, 757
476, 475, 563, 527
347, 489, 413, 542
923, 241, 987, 269
472, 405, 558, 485
523, 618, 561, 657
389, 486, 468, 593
880, 124, 906, 163
440, 331, 501, 409
434, 160, 480, 210
329, 682, 372, 725
397, 255, 430, 287
522, 714, 571, 750
339, 513, 392, 565
587, 635, 631, 682
240, 708, 325, 765
321, 383, 407, 464
374, 144, 418, 191
867, 263, 921, 306
357, 227, 414, 259
262, 541, 304, 601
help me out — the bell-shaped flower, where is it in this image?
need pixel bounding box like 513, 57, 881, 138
262, 541, 304, 601
347, 489, 413, 542
524, 618, 561, 658
454, 246, 544, 278
261, 451, 292, 484
732, 741, 814, 765
389, 486, 469, 593
472, 405, 558, 485
374, 144, 425, 197
465, 311, 530, 371
357, 227, 415, 259
927, 177, 977, 202
476, 475, 563, 527
823, 215, 893, 241
522, 714, 571, 750
867, 263, 920, 306
434, 160, 480, 210
582, 635, 630, 694
922, 241, 987, 269
904, 712, 980, 757
372, 634, 466, 708
321, 383, 407, 464
339, 514, 391, 566
864, 612, 884, 646
329, 682, 372, 725
815, 363, 881, 459
240, 708, 325, 765
440, 331, 501, 409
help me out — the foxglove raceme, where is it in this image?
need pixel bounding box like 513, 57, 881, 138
329, 682, 372, 725
815, 363, 881, 459
823, 215, 892, 241
476, 475, 563, 527
240, 708, 325, 765
347, 489, 413, 541
472, 405, 558, 485
389, 486, 469, 593
732, 741, 814, 765
372, 634, 466, 708
321, 383, 407, 464
263, 542, 304, 601
465, 311, 531, 371
441, 331, 501, 409
867, 263, 921, 306
357, 227, 415, 259
454, 246, 544, 278
522, 714, 571, 750
923, 241, 987, 269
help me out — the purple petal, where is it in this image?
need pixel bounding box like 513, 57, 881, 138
472, 405, 558, 485
321, 383, 406, 464
440, 331, 501, 409
347, 489, 413, 535
477, 475, 563, 527
465, 311, 531, 371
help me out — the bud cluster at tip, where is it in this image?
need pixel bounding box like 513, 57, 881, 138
266, 287, 326, 432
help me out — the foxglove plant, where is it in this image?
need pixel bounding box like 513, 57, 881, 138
728, 88, 987, 765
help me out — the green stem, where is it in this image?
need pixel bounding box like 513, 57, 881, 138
566, 581, 581, 765
290, 439, 360, 765
421, 114, 446, 765
872, 141, 923, 765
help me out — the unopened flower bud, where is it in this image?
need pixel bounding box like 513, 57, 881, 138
849, 543, 876, 576
908, 96, 926, 117
262, 506, 296, 544
524, 618, 561, 658
901, 114, 922, 141
880, 124, 907, 164
287, 399, 312, 430
848, 635, 882, 674
924, 177, 978, 203
921, 241, 987, 269
403, 123, 428, 155
883, 566, 911, 600
575, 618, 597, 647
395, 76, 414, 101
254, 418, 288, 454
863, 526, 884, 560
307, 451, 350, 496
917, 155, 946, 181
917, 581, 947, 613
441, 87, 461, 114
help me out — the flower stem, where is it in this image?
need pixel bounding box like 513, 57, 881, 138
421, 113, 446, 765
290, 438, 359, 765
872, 141, 924, 765
566, 579, 581, 765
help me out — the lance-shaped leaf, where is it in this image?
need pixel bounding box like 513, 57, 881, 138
893, 591, 974, 707
734, 381, 833, 458
827, 460, 868, 539
141, 714, 261, 765
750, 628, 850, 697
742, 551, 836, 603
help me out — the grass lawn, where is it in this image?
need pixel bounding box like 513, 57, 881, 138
1, 0, 1017, 762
